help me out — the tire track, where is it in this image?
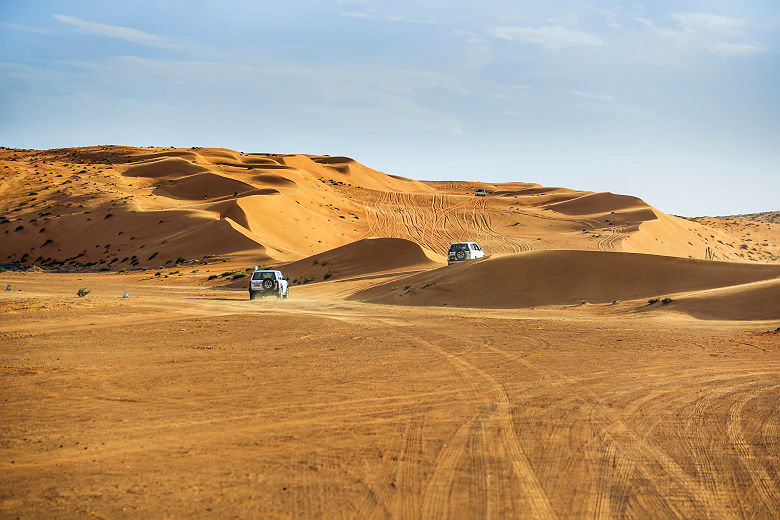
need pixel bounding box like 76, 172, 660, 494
392, 412, 426, 519
726, 384, 780, 517
474, 334, 740, 520
411, 334, 556, 520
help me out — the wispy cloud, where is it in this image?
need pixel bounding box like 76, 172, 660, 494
489, 25, 604, 49
1, 22, 59, 34
337, 10, 437, 25
670, 13, 745, 34
53, 14, 187, 49
605, 9, 621, 28
708, 42, 766, 57
568, 89, 614, 103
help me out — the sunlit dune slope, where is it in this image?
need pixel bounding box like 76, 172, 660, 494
349, 250, 780, 311
0, 145, 774, 271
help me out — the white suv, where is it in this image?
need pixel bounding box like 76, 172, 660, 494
249, 269, 289, 299
448, 242, 485, 264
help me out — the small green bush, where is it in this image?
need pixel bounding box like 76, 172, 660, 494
207, 274, 218, 280
77, 288, 90, 297
231, 272, 247, 279
323, 271, 332, 280
661, 297, 673, 305
647, 298, 659, 305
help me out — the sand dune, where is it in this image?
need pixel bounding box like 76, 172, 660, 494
350, 250, 780, 310
278, 238, 444, 284
664, 277, 780, 320
0, 145, 775, 272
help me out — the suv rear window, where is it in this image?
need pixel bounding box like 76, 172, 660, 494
449, 244, 469, 253
251, 271, 277, 280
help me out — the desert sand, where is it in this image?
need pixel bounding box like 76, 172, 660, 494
1, 146, 779, 518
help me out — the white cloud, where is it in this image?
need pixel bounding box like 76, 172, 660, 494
634, 17, 654, 27
337, 10, 437, 25
708, 42, 766, 57
568, 89, 614, 103
605, 9, 621, 28
670, 12, 745, 34
1, 22, 59, 34
489, 25, 604, 49
53, 14, 186, 49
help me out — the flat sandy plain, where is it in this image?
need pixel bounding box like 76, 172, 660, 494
2, 273, 778, 519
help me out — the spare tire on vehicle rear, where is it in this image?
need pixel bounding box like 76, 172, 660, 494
456, 250, 466, 261
262, 279, 274, 290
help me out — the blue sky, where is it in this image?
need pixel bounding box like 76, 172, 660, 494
1, 1, 778, 215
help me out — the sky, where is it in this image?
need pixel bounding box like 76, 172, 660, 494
1, 0, 778, 216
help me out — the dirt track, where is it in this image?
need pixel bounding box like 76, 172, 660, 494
2, 275, 778, 518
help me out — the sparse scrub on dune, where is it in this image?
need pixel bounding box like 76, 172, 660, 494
323, 271, 332, 280
422, 281, 436, 289
208, 274, 218, 280
661, 297, 674, 305
647, 298, 659, 305
77, 288, 90, 297
231, 272, 247, 280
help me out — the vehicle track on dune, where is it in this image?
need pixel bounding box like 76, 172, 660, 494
356, 189, 533, 254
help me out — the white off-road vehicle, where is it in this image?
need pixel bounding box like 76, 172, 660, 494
447, 242, 485, 264
249, 268, 289, 300
475, 188, 487, 196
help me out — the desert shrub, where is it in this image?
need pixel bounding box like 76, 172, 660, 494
422, 281, 436, 289
661, 297, 673, 305
220, 271, 233, 277
231, 272, 247, 279
155, 272, 161, 276
403, 284, 412, 290
323, 271, 332, 280
647, 298, 659, 305
77, 288, 90, 297
207, 274, 218, 280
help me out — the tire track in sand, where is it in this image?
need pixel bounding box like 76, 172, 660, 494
410, 334, 556, 520
726, 384, 780, 518
482, 334, 739, 520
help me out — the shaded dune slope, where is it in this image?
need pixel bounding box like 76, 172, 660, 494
281, 238, 443, 283
349, 250, 780, 310
664, 278, 780, 321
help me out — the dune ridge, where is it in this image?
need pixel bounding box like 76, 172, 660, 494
1, 146, 776, 273
349, 250, 780, 312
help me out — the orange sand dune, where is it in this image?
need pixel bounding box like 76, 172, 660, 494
0, 146, 775, 272
278, 238, 444, 284
349, 250, 780, 310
